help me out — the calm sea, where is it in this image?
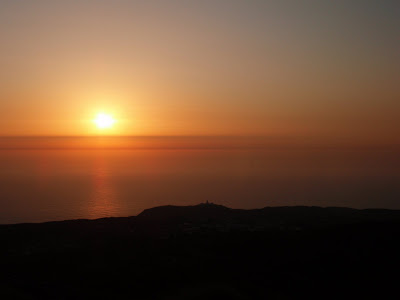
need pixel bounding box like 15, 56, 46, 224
0, 137, 399, 224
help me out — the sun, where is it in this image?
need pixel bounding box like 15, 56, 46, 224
94, 113, 116, 129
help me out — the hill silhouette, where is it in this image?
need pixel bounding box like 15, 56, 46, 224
137, 202, 400, 225
134, 203, 400, 236
1, 203, 400, 299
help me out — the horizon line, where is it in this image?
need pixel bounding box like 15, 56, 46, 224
0, 134, 295, 138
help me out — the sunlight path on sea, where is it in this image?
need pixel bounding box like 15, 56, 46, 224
86, 153, 121, 219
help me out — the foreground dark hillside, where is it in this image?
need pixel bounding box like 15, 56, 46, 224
1, 203, 400, 299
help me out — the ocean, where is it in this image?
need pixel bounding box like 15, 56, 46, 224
0, 137, 399, 224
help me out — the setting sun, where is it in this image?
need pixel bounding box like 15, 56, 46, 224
94, 113, 116, 129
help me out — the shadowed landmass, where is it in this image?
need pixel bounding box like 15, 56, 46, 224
1, 203, 400, 299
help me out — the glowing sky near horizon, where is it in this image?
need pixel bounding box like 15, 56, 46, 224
0, 0, 398, 140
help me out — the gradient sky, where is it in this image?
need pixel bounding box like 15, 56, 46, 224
0, 0, 398, 139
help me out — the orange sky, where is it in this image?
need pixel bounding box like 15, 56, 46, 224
0, 1, 399, 141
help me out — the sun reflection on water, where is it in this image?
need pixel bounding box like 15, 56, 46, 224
88, 153, 120, 219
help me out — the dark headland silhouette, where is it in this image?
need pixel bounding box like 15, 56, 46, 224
1, 203, 400, 299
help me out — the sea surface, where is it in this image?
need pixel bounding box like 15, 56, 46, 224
0, 137, 399, 224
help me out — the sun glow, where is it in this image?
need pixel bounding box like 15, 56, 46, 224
94, 113, 116, 129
